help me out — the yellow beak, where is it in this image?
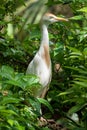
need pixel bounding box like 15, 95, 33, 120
55, 17, 68, 22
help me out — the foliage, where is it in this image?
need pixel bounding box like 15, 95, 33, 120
48, 2, 87, 130
0, 0, 87, 130
0, 65, 53, 130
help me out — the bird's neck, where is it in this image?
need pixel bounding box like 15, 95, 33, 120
39, 24, 51, 68
41, 24, 49, 46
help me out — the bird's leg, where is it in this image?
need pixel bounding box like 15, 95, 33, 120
38, 87, 49, 126
40, 86, 49, 98
37, 106, 47, 126
38, 116, 48, 126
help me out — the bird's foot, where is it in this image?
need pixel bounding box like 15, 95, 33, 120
38, 116, 47, 126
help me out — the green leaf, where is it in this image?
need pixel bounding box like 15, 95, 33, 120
0, 97, 21, 105
0, 106, 6, 110
5, 79, 24, 89
38, 98, 53, 113
5, 73, 40, 91
29, 96, 41, 115
78, 7, 87, 13
69, 15, 84, 20
23, 74, 40, 87
8, 120, 25, 130
15, 121, 25, 130
69, 103, 87, 114
83, 48, 87, 55
67, 46, 81, 53
0, 109, 18, 116
58, 91, 73, 96
7, 119, 14, 126
54, 43, 63, 56
0, 65, 14, 80
73, 81, 87, 88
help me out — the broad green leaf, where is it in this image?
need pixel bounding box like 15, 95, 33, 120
23, 74, 40, 87
5, 74, 40, 91
69, 15, 84, 20
0, 109, 18, 116
38, 98, 53, 113
0, 97, 21, 105
83, 48, 87, 55
29, 96, 41, 115
0, 65, 14, 79
78, 7, 87, 13
7, 119, 14, 126
54, 43, 63, 56
5, 79, 24, 89
8, 120, 25, 130
15, 123, 25, 130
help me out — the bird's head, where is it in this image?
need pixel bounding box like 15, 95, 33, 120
42, 13, 68, 25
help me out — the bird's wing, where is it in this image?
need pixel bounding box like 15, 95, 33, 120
26, 52, 41, 75
26, 52, 52, 97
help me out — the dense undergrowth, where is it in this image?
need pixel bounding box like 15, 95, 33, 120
0, 0, 87, 129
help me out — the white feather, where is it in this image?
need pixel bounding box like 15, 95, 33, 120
26, 50, 51, 97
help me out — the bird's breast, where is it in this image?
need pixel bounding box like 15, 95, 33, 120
37, 44, 51, 87
38, 60, 51, 87
42, 44, 51, 68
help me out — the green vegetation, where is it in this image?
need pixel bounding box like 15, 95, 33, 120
0, 0, 87, 129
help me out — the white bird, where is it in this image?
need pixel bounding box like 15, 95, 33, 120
26, 13, 68, 98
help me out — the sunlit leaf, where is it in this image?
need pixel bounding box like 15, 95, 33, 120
69, 15, 84, 20
78, 7, 87, 13
38, 98, 53, 113
83, 48, 87, 55
0, 109, 18, 116
73, 81, 87, 88
7, 119, 14, 126
58, 91, 73, 96
0, 97, 21, 105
